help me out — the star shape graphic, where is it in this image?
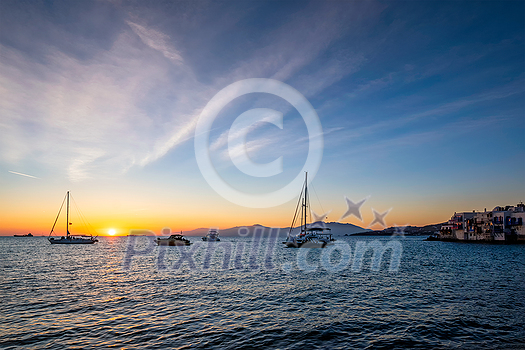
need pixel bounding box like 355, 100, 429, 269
311, 209, 332, 228
312, 209, 331, 222
391, 224, 408, 238
339, 196, 370, 222
367, 208, 391, 228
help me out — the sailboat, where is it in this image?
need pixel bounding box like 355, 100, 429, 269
283, 172, 335, 248
48, 191, 98, 244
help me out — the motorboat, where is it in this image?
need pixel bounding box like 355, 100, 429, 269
202, 228, 220, 241
155, 232, 192, 246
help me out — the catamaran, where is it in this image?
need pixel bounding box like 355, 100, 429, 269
48, 191, 98, 244
283, 172, 335, 248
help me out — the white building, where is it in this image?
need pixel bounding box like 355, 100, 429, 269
439, 203, 525, 243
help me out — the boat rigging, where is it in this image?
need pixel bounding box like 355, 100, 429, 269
48, 191, 98, 244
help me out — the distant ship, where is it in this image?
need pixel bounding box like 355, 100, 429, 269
428, 202, 525, 244
14, 233, 33, 237
48, 191, 98, 244
283, 172, 335, 248
202, 228, 220, 241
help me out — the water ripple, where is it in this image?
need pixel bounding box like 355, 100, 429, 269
1, 236, 524, 349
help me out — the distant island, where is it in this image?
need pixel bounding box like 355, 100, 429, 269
150, 222, 448, 238
174, 222, 446, 238
180, 222, 370, 237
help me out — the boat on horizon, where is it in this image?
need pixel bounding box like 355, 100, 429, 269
155, 231, 192, 246
48, 191, 98, 244
14, 233, 33, 237
283, 172, 335, 248
202, 228, 220, 241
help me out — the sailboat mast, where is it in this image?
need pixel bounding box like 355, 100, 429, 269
303, 172, 308, 232
66, 191, 70, 236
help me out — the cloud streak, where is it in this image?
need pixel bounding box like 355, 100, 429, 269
8, 171, 40, 179
0, 22, 203, 181
126, 20, 183, 64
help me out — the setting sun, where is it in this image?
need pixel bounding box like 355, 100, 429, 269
108, 229, 116, 236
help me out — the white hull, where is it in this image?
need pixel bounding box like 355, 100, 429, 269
49, 238, 96, 244
202, 230, 220, 242
155, 234, 191, 246
283, 239, 332, 248
155, 240, 191, 246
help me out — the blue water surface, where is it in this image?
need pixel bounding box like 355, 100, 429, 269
1, 235, 524, 349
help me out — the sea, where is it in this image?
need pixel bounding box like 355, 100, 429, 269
1, 235, 524, 349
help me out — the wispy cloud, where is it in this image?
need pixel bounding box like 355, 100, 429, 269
126, 20, 183, 64
348, 72, 395, 99
67, 148, 106, 182
8, 170, 40, 179
339, 113, 514, 160
226, 138, 272, 163
220, 1, 381, 90
0, 2, 367, 182
334, 77, 525, 145
210, 110, 282, 153
139, 111, 200, 166
0, 28, 199, 181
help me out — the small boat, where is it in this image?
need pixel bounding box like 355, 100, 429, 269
202, 228, 220, 241
48, 191, 98, 244
155, 232, 192, 246
283, 172, 335, 248
14, 233, 33, 237
425, 233, 441, 241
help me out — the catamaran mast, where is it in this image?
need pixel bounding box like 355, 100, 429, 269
303, 172, 308, 233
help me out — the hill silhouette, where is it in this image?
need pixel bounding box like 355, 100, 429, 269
181, 222, 369, 237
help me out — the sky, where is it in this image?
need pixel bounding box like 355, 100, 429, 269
0, 0, 524, 236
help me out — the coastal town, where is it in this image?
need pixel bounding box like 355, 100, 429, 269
430, 203, 525, 243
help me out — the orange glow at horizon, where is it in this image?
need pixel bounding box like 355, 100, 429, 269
0, 181, 521, 236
